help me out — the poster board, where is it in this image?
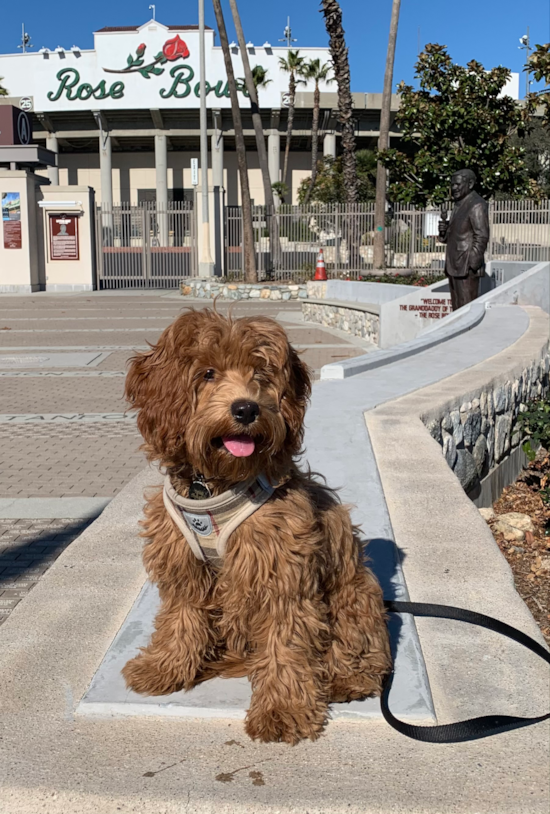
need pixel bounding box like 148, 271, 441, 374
49, 213, 79, 260
2, 192, 22, 249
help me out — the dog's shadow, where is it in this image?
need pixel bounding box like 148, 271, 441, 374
363, 537, 406, 662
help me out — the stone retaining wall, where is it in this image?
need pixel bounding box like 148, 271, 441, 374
180, 278, 308, 301
302, 302, 380, 344
424, 348, 550, 494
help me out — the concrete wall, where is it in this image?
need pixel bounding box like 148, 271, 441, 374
39, 186, 96, 291
0, 169, 45, 293
478, 261, 550, 313
307, 279, 414, 304
380, 261, 550, 348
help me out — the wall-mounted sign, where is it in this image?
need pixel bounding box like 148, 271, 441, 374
49, 213, 79, 260
19, 97, 33, 112
0, 107, 32, 145
2, 192, 22, 249
190, 158, 199, 186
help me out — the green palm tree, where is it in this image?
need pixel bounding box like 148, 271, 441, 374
302, 59, 333, 204
279, 50, 307, 188
251, 65, 272, 102
0, 78, 8, 97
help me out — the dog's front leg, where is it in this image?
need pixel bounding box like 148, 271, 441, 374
232, 513, 330, 744
123, 504, 217, 696
122, 592, 215, 695
245, 601, 329, 744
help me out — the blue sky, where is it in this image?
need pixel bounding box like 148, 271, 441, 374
1, 0, 549, 97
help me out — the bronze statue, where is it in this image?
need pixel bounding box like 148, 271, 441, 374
438, 169, 490, 311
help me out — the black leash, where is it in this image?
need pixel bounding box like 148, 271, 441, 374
382, 600, 550, 743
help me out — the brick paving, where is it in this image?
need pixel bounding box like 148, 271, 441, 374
0, 423, 146, 497
0, 517, 95, 625
0, 292, 370, 623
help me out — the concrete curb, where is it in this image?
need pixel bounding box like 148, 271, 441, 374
365, 306, 549, 728
321, 302, 485, 379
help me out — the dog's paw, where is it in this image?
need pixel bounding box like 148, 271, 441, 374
245, 703, 327, 744
122, 651, 194, 696
329, 673, 384, 703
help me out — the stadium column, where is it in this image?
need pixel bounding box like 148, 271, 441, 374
46, 134, 59, 186
155, 133, 169, 246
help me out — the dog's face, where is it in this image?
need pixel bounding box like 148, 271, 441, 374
126, 309, 311, 484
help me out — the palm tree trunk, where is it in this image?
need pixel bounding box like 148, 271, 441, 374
373, 0, 401, 271
211, 0, 257, 283
282, 72, 296, 189
304, 80, 320, 205
228, 0, 281, 271
321, 0, 357, 204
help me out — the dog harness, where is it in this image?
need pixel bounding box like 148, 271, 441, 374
163, 473, 276, 567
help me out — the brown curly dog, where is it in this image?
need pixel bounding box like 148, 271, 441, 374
122, 308, 391, 743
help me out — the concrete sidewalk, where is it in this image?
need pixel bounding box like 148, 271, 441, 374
0, 304, 548, 813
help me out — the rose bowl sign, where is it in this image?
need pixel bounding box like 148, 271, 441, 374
0, 21, 333, 112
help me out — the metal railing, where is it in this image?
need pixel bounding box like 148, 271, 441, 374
224, 200, 550, 281
95, 199, 549, 287
95, 202, 197, 289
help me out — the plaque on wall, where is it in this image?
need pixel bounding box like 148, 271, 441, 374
49, 213, 79, 260
2, 192, 22, 249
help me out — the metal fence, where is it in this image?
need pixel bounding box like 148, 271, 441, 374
224, 200, 550, 281
95, 202, 196, 289
95, 199, 550, 287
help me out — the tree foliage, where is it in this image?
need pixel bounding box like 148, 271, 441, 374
378, 44, 531, 205
526, 42, 550, 128
0, 78, 7, 97
297, 150, 377, 204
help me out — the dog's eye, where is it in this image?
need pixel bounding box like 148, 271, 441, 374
204, 369, 216, 381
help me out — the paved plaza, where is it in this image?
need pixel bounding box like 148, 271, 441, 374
0, 291, 371, 624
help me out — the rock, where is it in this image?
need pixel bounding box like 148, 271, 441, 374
494, 412, 513, 462
463, 410, 482, 447
450, 410, 463, 446
441, 413, 453, 433
453, 449, 478, 492
181, 285, 192, 296
497, 512, 535, 533
480, 390, 488, 416
479, 507, 495, 521
473, 433, 488, 476
260, 289, 271, 299
481, 417, 491, 437
270, 290, 282, 300
493, 385, 506, 414
249, 289, 261, 298
493, 521, 525, 542
443, 432, 457, 468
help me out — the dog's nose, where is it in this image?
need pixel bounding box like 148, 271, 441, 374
231, 400, 260, 425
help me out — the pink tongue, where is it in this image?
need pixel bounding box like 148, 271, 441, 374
222, 435, 256, 457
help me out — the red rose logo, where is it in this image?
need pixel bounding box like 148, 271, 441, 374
162, 35, 189, 61
136, 43, 146, 56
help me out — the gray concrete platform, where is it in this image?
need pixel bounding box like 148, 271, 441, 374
78, 574, 433, 723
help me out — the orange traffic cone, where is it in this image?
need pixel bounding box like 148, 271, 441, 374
314, 248, 327, 281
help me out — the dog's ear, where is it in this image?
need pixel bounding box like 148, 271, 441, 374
125, 313, 197, 460
280, 346, 312, 453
